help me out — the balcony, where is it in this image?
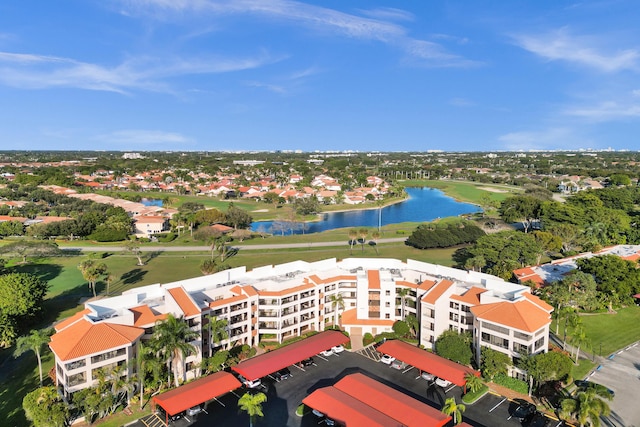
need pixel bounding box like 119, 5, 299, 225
369, 300, 380, 307
281, 308, 298, 317
230, 314, 248, 324
258, 311, 278, 318
259, 322, 278, 330
230, 302, 247, 312
368, 293, 381, 301
300, 302, 315, 310
368, 311, 380, 318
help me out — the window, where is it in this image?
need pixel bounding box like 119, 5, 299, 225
449, 312, 459, 322
481, 332, 509, 349
67, 372, 86, 387
385, 290, 391, 296
513, 342, 531, 355
449, 302, 460, 310
482, 321, 510, 335
514, 331, 532, 341
65, 359, 86, 371
91, 348, 126, 364
535, 337, 545, 350
385, 313, 391, 319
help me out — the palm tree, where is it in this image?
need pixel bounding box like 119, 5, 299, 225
238, 391, 267, 427
348, 229, 358, 255
570, 326, 591, 364
441, 397, 466, 425
560, 385, 611, 427
463, 372, 484, 394
358, 228, 368, 252
78, 259, 108, 298
329, 293, 345, 328
14, 328, 52, 386
397, 287, 410, 319
371, 230, 380, 255
105, 274, 115, 297
150, 314, 199, 388
135, 341, 163, 409
207, 315, 229, 355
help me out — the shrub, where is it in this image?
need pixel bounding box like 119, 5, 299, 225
493, 374, 528, 394
157, 232, 177, 243
363, 332, 374, 346
88, 229, 128, 242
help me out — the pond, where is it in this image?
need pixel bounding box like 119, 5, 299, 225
140, 198, 163, 207
251, 187, 481, 235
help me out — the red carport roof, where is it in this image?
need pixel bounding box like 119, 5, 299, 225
334, 373, 450, 427
303, 387, 401, 427
376, 340, 479, 387
232, 330, 348, 381
152, 371, 241, 416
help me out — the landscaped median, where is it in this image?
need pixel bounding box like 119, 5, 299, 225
461, 384, 489, 404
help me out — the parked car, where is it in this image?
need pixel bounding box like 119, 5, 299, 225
511, 400, 536, 421
186, 405, 203, 416
380, 354, 396, 365
391, 359, 406, 370
238, 375, 262, 388
273, 367, 292, 381
321, 349, 334, 356
524, 412, 550, 427
296, 357, 315, 367
332, 345, 345, 353
574, 380, 615, 397
435, 377, 452, 387
420, 371, 435, 381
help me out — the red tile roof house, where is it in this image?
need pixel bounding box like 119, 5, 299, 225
50, 257, 553, 399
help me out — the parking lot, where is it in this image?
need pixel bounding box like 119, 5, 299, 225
137, 349, 564, 427
585, 342, 640, 427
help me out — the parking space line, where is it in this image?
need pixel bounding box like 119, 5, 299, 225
445, 384, 456, 393
213, 397, 226, 407
489, 398, 506, 412
402, 366, 414, 374
316, 354, 329, 362
292, 364, 306, 372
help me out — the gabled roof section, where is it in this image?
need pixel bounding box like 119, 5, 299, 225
152, 371, 241, 416
376, 340, 479, 387
451, 286, 487, 306
341, 308, 395, 327
521, 292, 554, 312
129, 305, 168, 327
232, 331, 348, 381
50, 319, 143, 361
421, 279, 454, 305
54, 308, 91, 332
417, 279, 437, 291
257, 282, 314, 297
334, 373, 451, 427
471, 299, 551, 333
209, 294, 247, 309
367, 270, 381, 290
167, 287, 200, 318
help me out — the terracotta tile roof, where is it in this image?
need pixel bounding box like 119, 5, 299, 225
521, 292, 554, 312
471, 299, 551, 333
0, 215, 27, 222
367, 270, 381, 290
308, 274, 357, 285
209, 294, 247, 308
167, 287, 201, 317
241, 285, 258, 297
135, 215, 167, 224
395, 280, 419, 289
421, 279, 454, 305
341, 308, 395, 327
50, 319, 143, 361
54, 308, 91, 332
417, 279, 437, 291
211, 224, 233, 233
451, 287, 487, 306
129, 305, 168, 327
257, 282, 314, 297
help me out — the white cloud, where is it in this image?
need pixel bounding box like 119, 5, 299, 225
0, 50, 279, 94
563, 101, 640, 120
512, 28, 640, 73
118, 0, 475, 68
498, 128, 575, 150
95, 129, 191, 145
449, 97, 473, 107
358, 7, 414, 22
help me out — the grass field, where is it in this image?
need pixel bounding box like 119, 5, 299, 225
553, 306, 640, 358
402, 179, 522, 205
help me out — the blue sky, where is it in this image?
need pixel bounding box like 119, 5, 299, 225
1, 1, 640, 152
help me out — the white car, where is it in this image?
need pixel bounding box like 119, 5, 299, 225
435, 377, 452, 388
380, 354, 396, 365
321, 349, 334, 356
312, 409, 324, 418
391, 359, 406, 370
421, 371, 435, 381
239, 376, 262, 388
331, 345, 345, 353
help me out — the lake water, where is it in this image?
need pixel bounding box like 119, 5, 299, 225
251, 187, 481, 235
141, 198, 163, 207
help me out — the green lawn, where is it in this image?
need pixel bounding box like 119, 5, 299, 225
553, 306, 640, 358
402, 179, 522, 205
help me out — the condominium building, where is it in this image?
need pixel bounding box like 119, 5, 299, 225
50, 257, 552, 397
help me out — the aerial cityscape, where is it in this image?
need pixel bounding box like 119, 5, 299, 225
2, 1, 640, 427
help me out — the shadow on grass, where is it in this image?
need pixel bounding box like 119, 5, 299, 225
40, 283, 90, 328
10, 263, 63, 283
121, 268, 148, 285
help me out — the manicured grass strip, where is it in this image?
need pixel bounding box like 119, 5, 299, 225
462, 384, 489, 404
576, 307, 640, 357
493, 374, 528, 395
403, 179, 521, 205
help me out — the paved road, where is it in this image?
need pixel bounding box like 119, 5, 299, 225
61, 237, 407, 253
